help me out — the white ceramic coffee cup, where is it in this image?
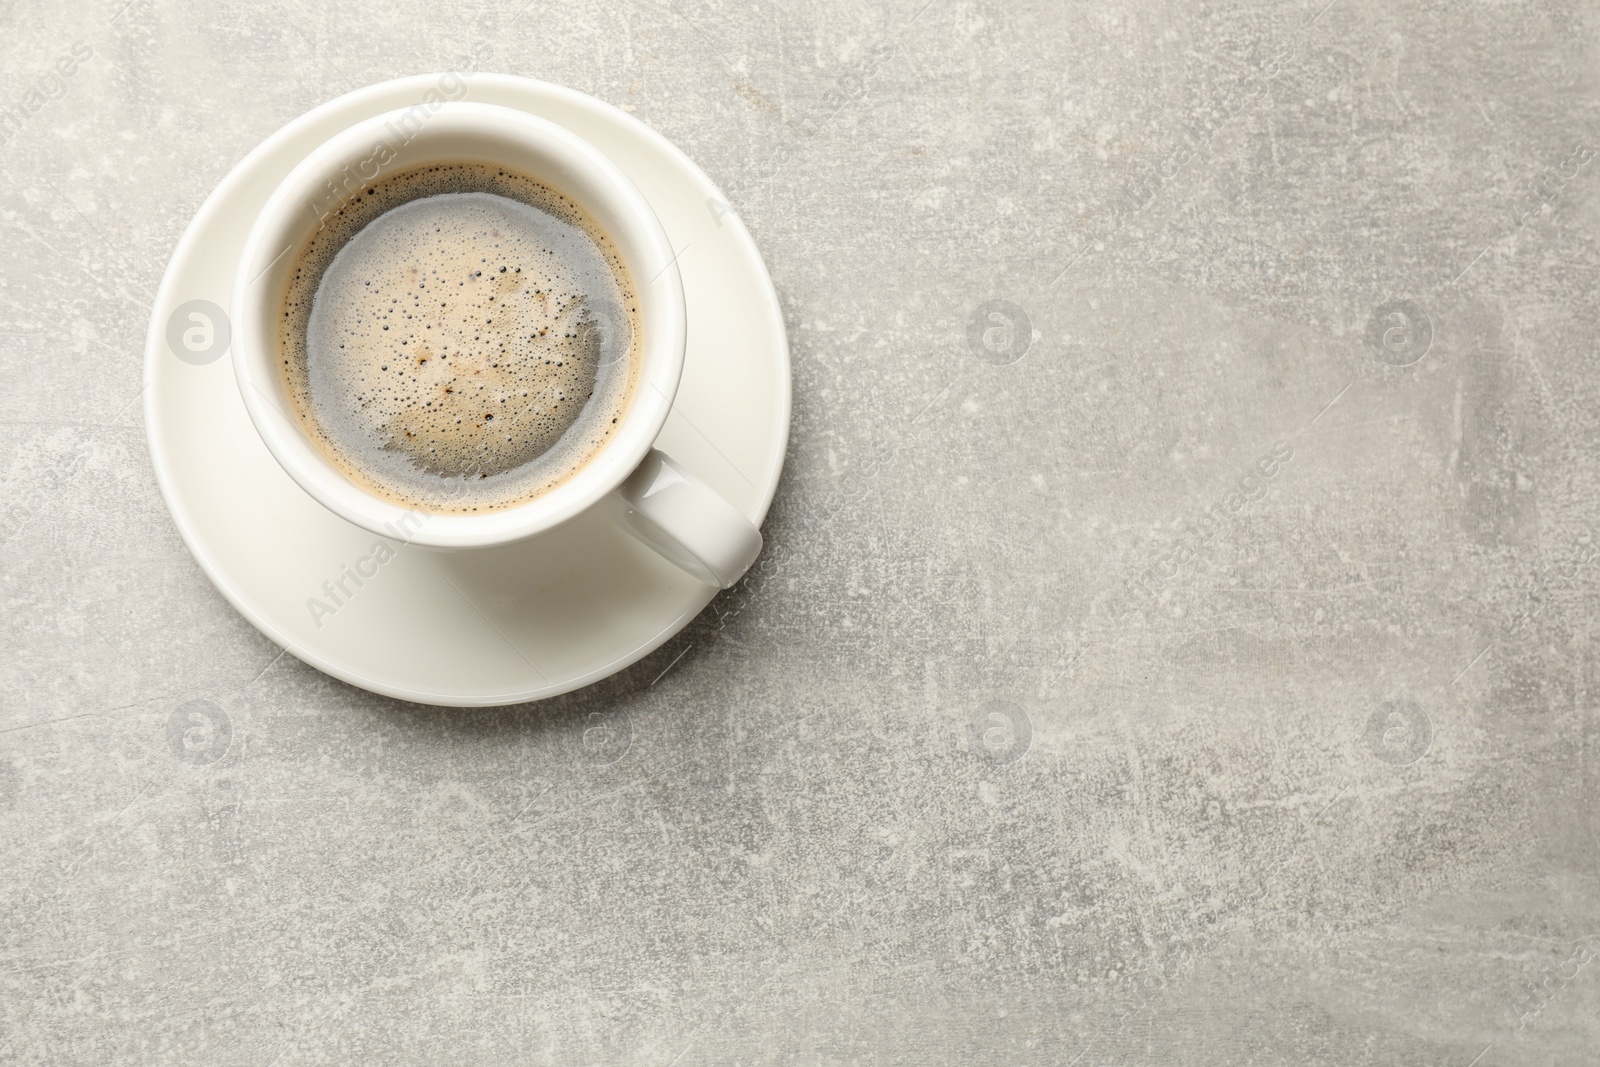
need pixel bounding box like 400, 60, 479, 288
233, 102, 762, 587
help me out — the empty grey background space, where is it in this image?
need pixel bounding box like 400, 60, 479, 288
1, 0, 1598, 1063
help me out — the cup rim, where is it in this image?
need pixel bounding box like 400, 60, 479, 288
232, 101, 686, 549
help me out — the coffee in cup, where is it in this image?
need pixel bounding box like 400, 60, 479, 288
276, 161, 641, 514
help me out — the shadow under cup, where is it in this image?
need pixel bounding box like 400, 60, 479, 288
232, 101, 687, 551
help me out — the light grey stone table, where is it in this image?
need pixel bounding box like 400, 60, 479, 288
3, 0, 1598, 1063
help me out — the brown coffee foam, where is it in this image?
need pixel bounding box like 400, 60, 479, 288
276, 162, 641, 514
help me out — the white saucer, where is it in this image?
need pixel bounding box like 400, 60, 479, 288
143, 74, 790, 707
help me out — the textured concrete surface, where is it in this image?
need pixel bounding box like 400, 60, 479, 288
3, 0, 1600, 1063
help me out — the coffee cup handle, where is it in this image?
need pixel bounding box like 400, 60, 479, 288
614, 449, 763, 588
